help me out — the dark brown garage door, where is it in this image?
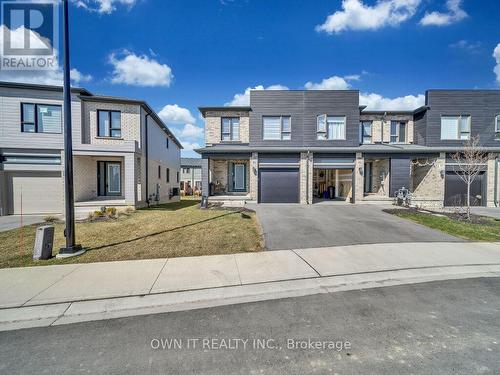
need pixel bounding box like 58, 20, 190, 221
258, 168, 299, 203
444, 171, 485, 207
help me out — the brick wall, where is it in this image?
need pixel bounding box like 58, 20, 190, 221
300, 152, 313, 204
486, 154, 499, 207
410, 154, 445, 209
204, 111, 250, 145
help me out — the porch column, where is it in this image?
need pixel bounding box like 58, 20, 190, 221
486, 154, 499, 207
250, 152, 258, 201
353, 152, 364, 203
124, 153, 136, 205
201, 156, 209, 199
300, 152, 313, 204
335, 170, 339, 198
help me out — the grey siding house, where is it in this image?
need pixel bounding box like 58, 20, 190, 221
180, 158, 202, 194
197, 89, 500, 209
0, 82, 182, 216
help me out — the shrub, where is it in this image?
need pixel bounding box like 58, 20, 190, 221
105, 207, 117, 218
43, 215, 58, 223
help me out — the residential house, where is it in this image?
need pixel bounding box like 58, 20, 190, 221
0, 81, 182, 216
180, 157, 202, 194
197, 89, 500, 209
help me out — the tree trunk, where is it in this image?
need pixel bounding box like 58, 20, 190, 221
466, 181, 471, 221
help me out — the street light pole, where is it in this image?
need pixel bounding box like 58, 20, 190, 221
58, 0, 83, 257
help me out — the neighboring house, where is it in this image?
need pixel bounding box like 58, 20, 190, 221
0, 81, 182, 216
197, 89, 500, 209
180, 158, 202, 194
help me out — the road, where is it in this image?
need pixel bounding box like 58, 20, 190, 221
1, 278, 499, 374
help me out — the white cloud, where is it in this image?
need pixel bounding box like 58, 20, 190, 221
178, 124, 203, 138
180, 141, 201, 151
74, 0, 138, 14
109, 51, 173, 87
449, 40, 481, 54
158, 104, 195, 124
420, 0, 467, 26
494, 43, 500, 84
225, 84, 288, 106
304, 75, 359, 90
360, 92, 425, 111
316, 0, 421, 34
0, 25, 90, 85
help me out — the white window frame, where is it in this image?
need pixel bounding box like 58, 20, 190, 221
440, 115, 471, 140
317, 115, 346, 140
262, 115, 291, 141
390, 121, 407, 143
495, 115, 500, 137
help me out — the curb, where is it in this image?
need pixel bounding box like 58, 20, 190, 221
2, 264, 500, 332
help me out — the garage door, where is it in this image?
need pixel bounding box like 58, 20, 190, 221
8, 172, 63, 214
259, 168, 299, 203
444, 171, 485, 207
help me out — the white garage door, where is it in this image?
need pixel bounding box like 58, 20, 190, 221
8, 172, 63, 214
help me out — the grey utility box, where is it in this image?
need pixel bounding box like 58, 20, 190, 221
33, 225, 55, 260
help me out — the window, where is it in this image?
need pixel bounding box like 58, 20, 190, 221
97, 110, 121, 138
166, 168, 170, 183
360, 121, 372, 144
158, 165, 161, 179
317, 115, 346, 140
221, 117, 240, 141
21, 103, 62, 133
263, 116, 291, 140
166, 137, 169, 148
441, 115, 470, 140
182, 167, 190, 173
390, 121, 407, 143
176, 171, 179, 183
496, 116, 500, 140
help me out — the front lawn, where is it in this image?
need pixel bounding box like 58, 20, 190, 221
0, 199, 263, 268
386, 208, 500, 242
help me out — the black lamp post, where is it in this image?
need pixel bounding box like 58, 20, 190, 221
58, 0, 83, 257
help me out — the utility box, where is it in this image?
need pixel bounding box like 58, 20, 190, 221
33, 225, 55, 260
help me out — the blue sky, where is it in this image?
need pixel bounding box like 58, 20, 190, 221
1, 0, 500, 157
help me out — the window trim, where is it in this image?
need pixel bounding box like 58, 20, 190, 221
360, 121, 373, 144
440, 115, 471, 141
221, 117, 240, 142
390, 121, 407, 144
495, 115, 500, 134
97, 109, 122, 138
262, 115, 292, 141
20, 102, 62, 134
317, 115, 347, 141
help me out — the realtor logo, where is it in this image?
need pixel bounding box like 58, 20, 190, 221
1, 0, 59, 70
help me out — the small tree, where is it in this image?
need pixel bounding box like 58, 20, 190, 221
451, 136, 488, 220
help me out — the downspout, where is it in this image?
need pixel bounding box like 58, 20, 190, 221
145, 113, 150, 207
495, 157, 499, 207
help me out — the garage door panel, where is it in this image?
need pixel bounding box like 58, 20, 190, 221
8, 172, 63, 214
444, 172, 484, 207
259, 168, 299, 203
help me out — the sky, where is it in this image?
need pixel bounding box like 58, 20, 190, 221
1, 0, 500, 157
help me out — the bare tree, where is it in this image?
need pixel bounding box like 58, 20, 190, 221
451, 136, 488, 220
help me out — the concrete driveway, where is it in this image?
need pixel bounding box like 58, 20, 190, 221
249, 203, 462, 250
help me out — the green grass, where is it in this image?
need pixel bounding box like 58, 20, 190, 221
389, 210, 500, 242
0, 198, 263, 268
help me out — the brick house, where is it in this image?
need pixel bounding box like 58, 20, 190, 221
197, 89, 500, 209
0, 81, 182, 216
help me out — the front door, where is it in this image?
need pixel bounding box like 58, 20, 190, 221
97, 161, 122, 196
232, 163, 246, 192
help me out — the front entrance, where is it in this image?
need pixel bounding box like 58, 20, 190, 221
97, 161, 122, 196
231, 163, 247, 192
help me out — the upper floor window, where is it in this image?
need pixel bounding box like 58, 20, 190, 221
166, 137, 169, 148
182, 168, 190, 173
390, 121, 407, 143
360, 121, 372, 144
21, 103, 62, 133
158, 165, 161, 179
166, 168, 170, 183
263, 116, 291, 140
317, 115, 346, 140
221, 117, 240, 141
98, 110, 121, 138
495, 115, 500, 140
441, 115, 470, 140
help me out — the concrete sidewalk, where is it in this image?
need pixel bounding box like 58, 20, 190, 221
1, 242, 500, 330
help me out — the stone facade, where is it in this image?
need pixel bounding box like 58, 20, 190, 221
299, 152, 313, 204
354, 153, 364, 202
82, 101, 141, 145
369, 159, 390, 196
486, 154, 499, 207
410, 153, 445, 209
204, 111, 250, 145
360, 114, 414, 144
250, 152, 258, 200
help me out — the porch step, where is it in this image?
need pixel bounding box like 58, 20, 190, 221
360, 195, 394, 205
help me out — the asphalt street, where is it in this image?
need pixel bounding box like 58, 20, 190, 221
1, 277, 499, 374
